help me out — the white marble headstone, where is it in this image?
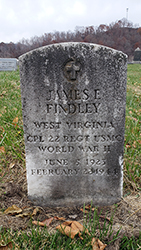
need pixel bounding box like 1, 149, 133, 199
0, 58, 18, 71
19, 42, 127, 207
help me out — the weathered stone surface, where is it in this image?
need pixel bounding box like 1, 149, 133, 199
19, 42, 127, 207
0, 58, 18, 71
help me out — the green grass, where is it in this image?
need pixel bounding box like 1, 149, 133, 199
0, 65, 141, 249
120, 233, 141, 250
0, 70, 25, 181
0, 206, 121, 250
124, 64, 141, 191
0, 206, 140, 249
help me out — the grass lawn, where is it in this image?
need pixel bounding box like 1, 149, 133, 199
0, 64, 141, 249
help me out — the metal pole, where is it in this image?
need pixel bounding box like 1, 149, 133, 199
126, 8, 128, 20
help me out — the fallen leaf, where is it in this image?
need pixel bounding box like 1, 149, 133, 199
0, 126, 5, 133
32, 207, 40, 216
16, 211, 31, 217
12, 117, 18, 124
71, 221, 84, 232
73, 221, 90, 235
68, 214, 78, 219
54, 216, 66, 221
99, 215, 111, 222
2, 91, 6, 95
133, 141, 136, 148
4, 205, 22, 215
70, 221, 85, 239
91, 238, 99, 250
91, 208, 95, 211
42, 217, 54, 226
12, 117, 19, 127
91, 238, 107, 250
22, 206, 33, 211
97, 239, 107, 249
32, 221, 44, 226
9, 163, 15, 169
32, 217, 54, 227
132, 117, 138, 122
13, 107, 17, 111
0, 242, 13, 250
21, 206, 30, 210
56, 220, 90, 239
85, 204, 91, 210
80, 208, 89, 213
56, 224, 79, 239
0, 146, 5, 153
16, 207, 34, 217
61, 220, 72, 226
80, 205, 95, 213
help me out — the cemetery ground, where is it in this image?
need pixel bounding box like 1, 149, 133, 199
0, 64, 140, 249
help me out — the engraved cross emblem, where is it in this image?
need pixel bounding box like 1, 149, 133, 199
64, 60, 80, 81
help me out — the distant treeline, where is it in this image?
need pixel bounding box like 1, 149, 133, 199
0, 18, 141, 59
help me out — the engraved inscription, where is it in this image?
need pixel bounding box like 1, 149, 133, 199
31, 168, 119, 177
38, 145, 74, 153
46, 88, 100, 101
33, 120, 114, 130
66, 121, 114, 129
34, 121, 61, 129
45, 158, 106, 166
85, 159, 106, 166
45, 88, 102, 114
31, 168, 80, 176
45, 159, 69, 165
46, 102, 101, 114
26, 134, 122, 143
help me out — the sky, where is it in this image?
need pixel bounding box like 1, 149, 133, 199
0, 0, 141, 43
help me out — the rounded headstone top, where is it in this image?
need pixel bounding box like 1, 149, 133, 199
135, 47, 141, 51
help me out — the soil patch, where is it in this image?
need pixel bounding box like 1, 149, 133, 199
0, 171, 141, 250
